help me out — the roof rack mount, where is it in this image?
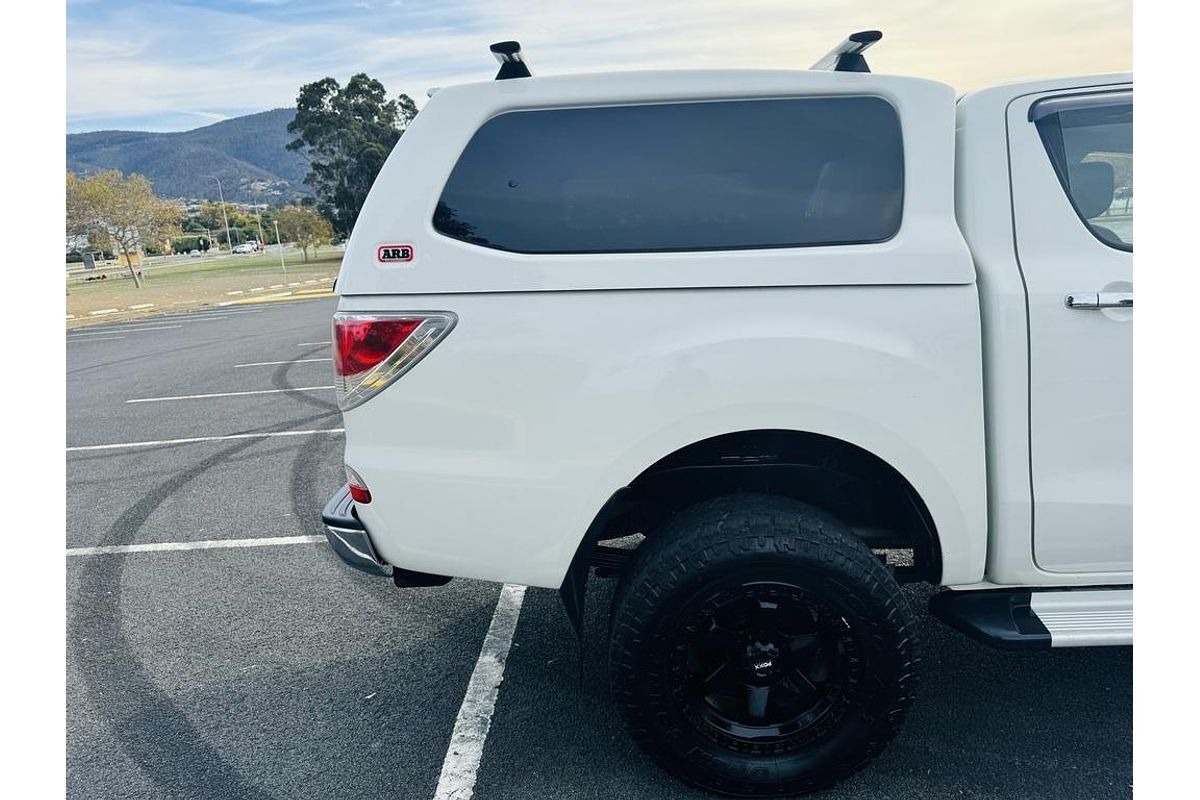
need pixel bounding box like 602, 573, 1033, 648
810, 30, 883, 73
485, 33, 879, 80
490, 41, 531, 80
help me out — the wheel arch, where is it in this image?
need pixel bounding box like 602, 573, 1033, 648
581, 428, 944, 584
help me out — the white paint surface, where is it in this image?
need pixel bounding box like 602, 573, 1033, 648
126, 386, 334, 403
434, 583, 526, 800
234, 358, 332, 368
66, 535, 325, 557
68, 325, 183, 337
66, 428, 344, 452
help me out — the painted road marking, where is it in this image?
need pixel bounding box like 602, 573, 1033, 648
160, 308, 263, 319
234, 358, 332, 368
67, 335, 127, 342
126, 386, 335, 404
68, 325, 183, 337
297, 341, 331, 347
434, 583, 527, 800
100, 323, 186, 331
66, 535, 325, 557
66, 428, 345, 452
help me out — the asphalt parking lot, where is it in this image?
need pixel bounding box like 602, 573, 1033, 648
66, 297, 1132, 800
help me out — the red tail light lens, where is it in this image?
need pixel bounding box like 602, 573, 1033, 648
334, 318, 421, 377
332, 312, 457, 411
345, 465, 372, 504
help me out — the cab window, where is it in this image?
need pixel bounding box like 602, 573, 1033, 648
1032, 91, 1133, 250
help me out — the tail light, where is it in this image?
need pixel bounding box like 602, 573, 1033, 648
332, 312, 457, 411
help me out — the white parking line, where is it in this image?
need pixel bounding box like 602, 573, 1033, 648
66, 428, 344, 452
126, 386, 335, 403
67, 336, 126, 342
66, 534, 325, 557
160, 308, 263, 319
234, 358, 332, 368
434, 583, 527, 800
297, 341, 331, 347
68, 325, 183, 337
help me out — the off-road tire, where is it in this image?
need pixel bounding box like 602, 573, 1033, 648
608, 494, 918, 797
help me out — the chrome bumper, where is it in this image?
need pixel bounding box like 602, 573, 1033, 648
321, 484, 391, 577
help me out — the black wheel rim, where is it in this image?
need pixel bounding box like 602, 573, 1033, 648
668, 579, 861, 753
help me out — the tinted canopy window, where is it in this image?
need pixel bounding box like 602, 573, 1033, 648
434, 96, 904, 254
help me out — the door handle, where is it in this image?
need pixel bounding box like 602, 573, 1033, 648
1064, 292, 1133, 310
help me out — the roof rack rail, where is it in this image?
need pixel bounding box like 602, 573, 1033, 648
810, 30, 882, 73
490, 41, 532, 80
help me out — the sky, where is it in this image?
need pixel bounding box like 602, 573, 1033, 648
66, 0, 1132, 133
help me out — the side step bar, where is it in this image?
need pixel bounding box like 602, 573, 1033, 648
930, 588, 1132, 649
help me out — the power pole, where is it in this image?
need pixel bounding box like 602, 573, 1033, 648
212, 176, 234, 254
274, 220, 287, 274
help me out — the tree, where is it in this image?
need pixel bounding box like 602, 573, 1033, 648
287, 73, 417, 236
66, 172, 90, 253
65, 171, 181, 288
276, 205, 333, 262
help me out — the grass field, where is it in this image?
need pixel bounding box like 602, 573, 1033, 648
66, 249, 342, 326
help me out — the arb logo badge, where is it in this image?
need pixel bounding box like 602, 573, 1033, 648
377, 244, 414, 263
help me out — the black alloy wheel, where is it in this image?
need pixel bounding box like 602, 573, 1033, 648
609, 494, 918, 797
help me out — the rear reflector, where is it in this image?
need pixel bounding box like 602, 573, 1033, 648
345, 464, 372, 504
332, 312, 457, 411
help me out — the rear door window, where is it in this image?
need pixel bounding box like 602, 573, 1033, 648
435, 96, 904, 254
1032, 91, 1133, 250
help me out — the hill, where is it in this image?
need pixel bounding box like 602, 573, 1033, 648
66, 109, 312, 203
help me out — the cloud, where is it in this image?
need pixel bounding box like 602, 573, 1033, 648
67, 0, 1131, 132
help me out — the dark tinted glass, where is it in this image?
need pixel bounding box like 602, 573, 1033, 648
435, 96, 903, 253
1033, 92, 1132, 251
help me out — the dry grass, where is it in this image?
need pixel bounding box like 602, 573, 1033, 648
66, 249, 342, 327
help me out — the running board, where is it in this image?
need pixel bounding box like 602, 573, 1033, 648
929, 588, 1132, 650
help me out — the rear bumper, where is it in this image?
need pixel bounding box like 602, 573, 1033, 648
322, 484, 391, 577
321, 484, 453, 587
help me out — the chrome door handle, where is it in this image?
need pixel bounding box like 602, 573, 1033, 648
1065, 292, 1133, 309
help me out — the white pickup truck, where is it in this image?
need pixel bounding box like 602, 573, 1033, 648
321, 33, 1132, 797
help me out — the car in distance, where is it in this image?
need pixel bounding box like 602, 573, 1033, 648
320, 33, 1132, 797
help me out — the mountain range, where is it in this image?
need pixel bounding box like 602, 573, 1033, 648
66, 108, 312, 203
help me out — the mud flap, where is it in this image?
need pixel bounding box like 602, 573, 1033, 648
557, 488, 632, 681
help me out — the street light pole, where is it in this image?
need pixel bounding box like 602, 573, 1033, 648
212, 176, 234, 255
273, 220, 287, 274
252, 189, 265, 245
